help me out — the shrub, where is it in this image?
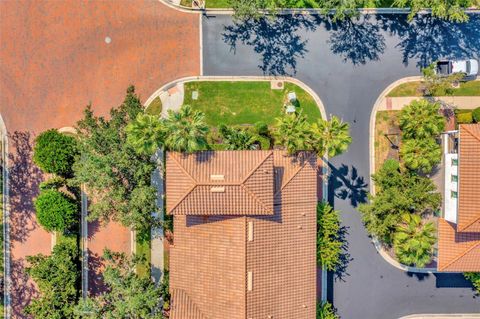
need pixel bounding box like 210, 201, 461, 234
254, 121, 269, 136
464, 272, 480, 294
33, 129, 78, 177
39, 176, 66, 192
472, 107, 480, 123
317, 301, 338, 319
34, 189, 79, 232
456, 111, 473, 124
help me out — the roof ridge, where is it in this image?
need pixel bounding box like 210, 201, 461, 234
169, 153, 198, 184
275, 152, 316, 196
171, 288, 210, 319
167, 153, 198, 214
240, 151, 274, 184
462, 124, 480, 142
240, 184, 272, 215
457, 214, 480, 232
439, 239, 480, 271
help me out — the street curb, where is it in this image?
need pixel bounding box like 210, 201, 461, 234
144, 76, 327, 121
398, 315, 480, 319
158, 0, 480, 15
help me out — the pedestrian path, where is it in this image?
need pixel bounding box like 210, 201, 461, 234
379, 96, 480, 111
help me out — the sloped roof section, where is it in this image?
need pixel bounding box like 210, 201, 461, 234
438, 218, 480, 272
170, 289, 210, 319
457, 124, 480, 232
166, 151, 274, 215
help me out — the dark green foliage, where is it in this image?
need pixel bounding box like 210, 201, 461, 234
254, 121, 270, 136
456, 111, 474, 124
464, 272, 480, 294
359, 160, 441, 244
75, 249, 163, 318
34, 189, 79, 232
473, 107, 480, 123
317, 202, 342, 271
317, 301, 338, 319
25, 241, 80, 318
394, 0, 473, 22
39, 176, 66, 192
219, 124, 257, 150
400, 138, 442, 173
33, 129, 78, 177
73, 86, 158, 231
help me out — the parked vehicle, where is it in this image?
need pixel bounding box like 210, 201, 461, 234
435, 59, 479, 79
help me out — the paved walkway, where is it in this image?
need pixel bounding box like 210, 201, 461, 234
0, 1, 199, 317
380, 95, 480, 111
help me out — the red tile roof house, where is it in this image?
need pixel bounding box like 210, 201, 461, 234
439, 124, 480, 272
166, 150, 318, 318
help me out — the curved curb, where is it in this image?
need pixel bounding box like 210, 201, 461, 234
144, 75, 327, 121
398, 315, 480, 319
367, 76, 444, 274
158, 0, 480, 15
58, 126, 76, 135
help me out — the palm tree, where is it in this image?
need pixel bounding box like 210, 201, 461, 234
399, 99, 445, 140
310, 116, 352, 157
273, 112, 311, 154
400, 138, 442, 173
163, 105, 209, 153
126, 113, 165, 155
219, 125, 257, 150
393, 213, 436, 268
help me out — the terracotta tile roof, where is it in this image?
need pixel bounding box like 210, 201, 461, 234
457, 124, 480, 232
437, 218, 480, 272
166, 151, 274, 215
168, 151, 317, 319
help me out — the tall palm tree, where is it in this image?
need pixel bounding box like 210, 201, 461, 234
274, 112, 311, 154
126, 113, 165, 155
164, 105, 209, 153
399, 99, 445, 140
310, 116, 352, 157
393, 213, 436, 268
219, 124, 257, 150
400, 138, 442, 173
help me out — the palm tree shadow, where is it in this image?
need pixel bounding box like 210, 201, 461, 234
222, 14, 321, 76
334, 224, 353, 282
328, 163, 368, 208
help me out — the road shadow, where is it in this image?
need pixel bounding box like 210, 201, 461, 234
8, 131, 43, 245
10, 258, 37, 319
406, 271, 430, 281
328, 163, 368, 208
378, 14, 480, 68
325, 15, 386, 66
435, 272, 475, 290
334, 225, 353, 282
222, 14, 321, 75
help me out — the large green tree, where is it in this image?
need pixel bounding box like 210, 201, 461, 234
399, 99, 445, 140
274, 112, 312, 154
317, 202, 343, 271
25, 241, 80, 318
75, 249, 163, 319
73, 86, 158, 231
33, 129, 78, 177
310, 115, 352, 157
359, 159, 441, 244
126, 113, 165, 156
393, 213, 436, 267
400, 138, 442, 173
164, 105, 209, 153
34, 189, 79, 232
393, 0, 474, 22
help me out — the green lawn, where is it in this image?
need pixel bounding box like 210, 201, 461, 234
183, 81, 322, 126
145, 97, 162, 116
135, 228, 151, 279
387, 81, 480, 97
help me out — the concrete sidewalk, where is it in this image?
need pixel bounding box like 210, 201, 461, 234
379, 96, 480, 111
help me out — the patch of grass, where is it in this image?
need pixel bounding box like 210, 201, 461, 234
206, 0, 230, 7
145, 97, 162, 116
184, 81, 322, 126
375, 110, 400, 173
387, 81, 480, 97
135, 228, 151, 279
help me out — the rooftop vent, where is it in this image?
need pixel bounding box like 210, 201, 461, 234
210, 174, 225, 181
210, 186, 225, 193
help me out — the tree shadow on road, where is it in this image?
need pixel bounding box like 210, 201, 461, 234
328, 163, 368, 208
334, 224, 353, 282
378, 14, 480, 69
8, 131, 43, 245
325, 15, 386, 66
222, 14, 321, 76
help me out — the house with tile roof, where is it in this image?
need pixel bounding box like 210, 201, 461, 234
438, 123, 480, 272
166, 150, 317, 319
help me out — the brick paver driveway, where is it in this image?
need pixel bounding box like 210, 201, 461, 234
0, 1, 199, 317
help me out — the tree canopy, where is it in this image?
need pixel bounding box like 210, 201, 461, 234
75, 249, 163, 319
25, 241, 80, 319
310, 115, 352, 157
219, 124, 258, 150
274, 112, 312, 154
34, 189, 79, 232
33, 129, 78, 177
359, 159, 441, 244
400, 138, 442, 173
73, 86, 158, 231
399, 99, 445, 140
317, 202, 343, 271
126, 113, 165, 156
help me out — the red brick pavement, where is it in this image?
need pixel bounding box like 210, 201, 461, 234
0, 1, 199, 317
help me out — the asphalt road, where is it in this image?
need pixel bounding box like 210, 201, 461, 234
202, 13, 480, 318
